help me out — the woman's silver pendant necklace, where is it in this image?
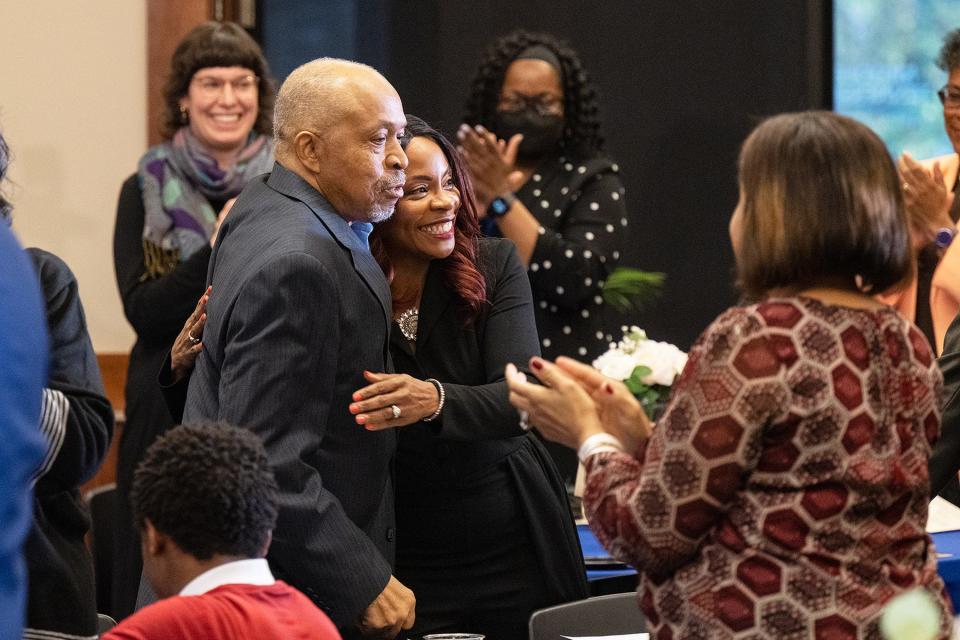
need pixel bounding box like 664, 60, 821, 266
397, 308, 419, 342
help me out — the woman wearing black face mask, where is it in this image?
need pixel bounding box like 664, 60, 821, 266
460, 30, 629, 484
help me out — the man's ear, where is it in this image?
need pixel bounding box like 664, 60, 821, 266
143, 519, 168, 557
292, 131, 324, 174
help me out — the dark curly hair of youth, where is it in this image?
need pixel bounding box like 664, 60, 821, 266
938, 27, 960, 72
463, 30, 604, 160
131, 422, 279, 561
162, 21, 275, 139
370, 115, 487, 322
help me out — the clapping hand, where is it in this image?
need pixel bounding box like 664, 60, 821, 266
899, 153, 955, 245
506, 356, 604, 450
506, 356, 652, 455
552, 356, 653, 454
457, 124, 525, 212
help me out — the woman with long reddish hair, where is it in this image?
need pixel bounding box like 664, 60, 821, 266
351, 115, 588, 638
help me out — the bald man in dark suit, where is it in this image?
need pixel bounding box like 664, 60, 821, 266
183, 58, 414, 639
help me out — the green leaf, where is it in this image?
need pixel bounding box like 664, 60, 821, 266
602, 268, 665, 313
623, 365, 650, 395
630, 365, 652, 379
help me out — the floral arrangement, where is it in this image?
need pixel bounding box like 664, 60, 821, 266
592, 326, 688, 418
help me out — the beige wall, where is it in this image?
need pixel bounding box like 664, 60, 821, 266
0, 1, 145, 352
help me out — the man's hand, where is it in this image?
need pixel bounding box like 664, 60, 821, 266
357, 575, 415, 639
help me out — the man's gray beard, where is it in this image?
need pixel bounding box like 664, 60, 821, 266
369, 204, 395, 224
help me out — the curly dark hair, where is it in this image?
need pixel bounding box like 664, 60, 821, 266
131, 422, 279, 561
0, 129, 11, 223
938, 28, 960, 72
463, 30, 604, 160
162, 21, 275, 139
370, 115, 487, 322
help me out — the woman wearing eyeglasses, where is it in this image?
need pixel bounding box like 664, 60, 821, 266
111, 21, 275, 619
887, 28, 960, 356
459, 31, 630, 485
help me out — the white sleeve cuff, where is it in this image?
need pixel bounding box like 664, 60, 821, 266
34, 388, 68, 480
577, 432, 625, 463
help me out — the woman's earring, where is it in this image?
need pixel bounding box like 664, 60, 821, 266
180, 106, 189, 124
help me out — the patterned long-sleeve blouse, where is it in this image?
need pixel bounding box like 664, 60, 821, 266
583, 296, 952, 639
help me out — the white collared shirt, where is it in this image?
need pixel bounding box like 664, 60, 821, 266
179, 558, 276, 596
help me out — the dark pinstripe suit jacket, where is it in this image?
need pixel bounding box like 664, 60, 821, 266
183, 162, 397, 631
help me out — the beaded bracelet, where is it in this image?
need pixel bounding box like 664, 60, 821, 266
577, 433, 625, 463
422, 378, 445, 422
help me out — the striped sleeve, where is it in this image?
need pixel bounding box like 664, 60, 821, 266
33, 388, 69, 481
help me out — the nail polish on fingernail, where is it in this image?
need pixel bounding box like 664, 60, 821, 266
530, 359, 543, 371
353, 393, 362, 402
356, 415, 366, 424
605, 383, 615, 395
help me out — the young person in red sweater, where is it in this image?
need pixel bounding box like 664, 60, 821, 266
104, 422, 340, 639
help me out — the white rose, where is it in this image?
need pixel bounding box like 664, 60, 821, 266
631, 340, 688, 386
592, 349, 637, 381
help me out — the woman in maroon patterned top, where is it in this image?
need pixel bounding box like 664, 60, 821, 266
507, 111, 953, 639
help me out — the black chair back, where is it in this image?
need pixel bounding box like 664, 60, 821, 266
528, 593, 646, 639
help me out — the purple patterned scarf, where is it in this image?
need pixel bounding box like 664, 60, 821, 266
137, 127, 273, 278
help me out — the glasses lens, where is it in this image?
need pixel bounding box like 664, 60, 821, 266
534, 99, 562, 116
234, 76, 258, 93
939, 87, 960, 108
194, 75, 258, 96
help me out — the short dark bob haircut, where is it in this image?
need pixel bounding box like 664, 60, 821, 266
132, 422, 279, 561
162, 21, 275, 139
735, 111, 910, 301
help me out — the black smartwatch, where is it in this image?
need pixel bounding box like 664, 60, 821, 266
487, 192, 517, 218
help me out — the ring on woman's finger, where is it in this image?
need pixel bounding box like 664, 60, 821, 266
390, 404, 401, 420
187, 332, 200, 344
519, 410, 531, 431
902, 182, 910, 191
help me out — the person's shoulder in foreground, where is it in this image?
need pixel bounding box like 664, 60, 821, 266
0, 223, 48, 640
105, 579, 340, 640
